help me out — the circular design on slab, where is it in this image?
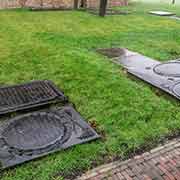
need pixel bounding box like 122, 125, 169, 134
153, 62, 180, 77
2, 112, 73, 154
172, 82, 180, 97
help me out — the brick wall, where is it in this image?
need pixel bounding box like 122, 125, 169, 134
86, 0, 128, 9
26, 0, 74, 8
0, 0, 74, 9
0, 0, 128, 9
0, 0, 20, 9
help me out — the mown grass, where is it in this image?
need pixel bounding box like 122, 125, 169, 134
0, 2, 180, 180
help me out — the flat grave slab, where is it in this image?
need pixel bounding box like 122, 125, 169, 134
149, 11, 176, 16
170, 16, 180, 21
117, 51, 180, 100
0, 105, 100, 169
97, 47, 180, 100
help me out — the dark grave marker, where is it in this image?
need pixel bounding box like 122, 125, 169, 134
0, 80, 99, 169
97, 47, 180, 100
0, 80, 67, 115
0, 106, 100, 169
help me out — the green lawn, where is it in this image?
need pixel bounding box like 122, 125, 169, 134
0, 2, 180, 180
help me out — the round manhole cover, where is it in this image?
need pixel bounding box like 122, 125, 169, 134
172, 83, 180, 97
153, 62, 180, 77
2, 112, 72, 152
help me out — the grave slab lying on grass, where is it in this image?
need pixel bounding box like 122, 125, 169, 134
97, 47, 180, 100
170, 16, 180, 21
149, 11, 176, 16
0, 105, 99, 169
0, 80, 67, 115
0, 81, 99, 169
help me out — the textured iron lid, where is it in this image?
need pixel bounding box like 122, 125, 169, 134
2, 112, 72, 152
0, 106, 100, 169
0, 80, 67, 115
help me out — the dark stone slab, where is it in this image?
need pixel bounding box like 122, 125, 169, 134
149, 11, 176, 16
0, 105, 100, 169
0, 80, 68, 115
97, 47, 180, 100
114, 49, 180, 100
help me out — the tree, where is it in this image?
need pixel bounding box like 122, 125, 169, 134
18, 0, 28, 7
99, 0, 108, 17
80, 0, 87, 8
39, 0, 43, 7
74, 0, 79, 9
172, 0, 175, 4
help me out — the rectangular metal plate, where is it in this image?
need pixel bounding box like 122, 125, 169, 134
98, 48, 180, 100
0, 105, 100, 169
0, 80, 67, 115
127, 60, 180, 100
115, 49, 180, 100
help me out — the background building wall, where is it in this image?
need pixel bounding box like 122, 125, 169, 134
0, 0, 128, 9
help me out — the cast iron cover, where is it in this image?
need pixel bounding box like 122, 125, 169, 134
0, 80, 67, 115
100, 48, 180, 100
0, 106, 100, 169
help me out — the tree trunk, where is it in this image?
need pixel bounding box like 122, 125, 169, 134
99, 0, 108, 17
172, 0, 175, 4
74, 0, 79, 9
80, 0, 87, 8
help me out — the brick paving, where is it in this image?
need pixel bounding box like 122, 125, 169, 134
77, 139, 180, 180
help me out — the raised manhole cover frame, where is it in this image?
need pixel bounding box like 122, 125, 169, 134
0, 105, 100, 169
0, 80, 68, 115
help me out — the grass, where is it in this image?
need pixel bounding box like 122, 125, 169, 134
0, 2, 180, 180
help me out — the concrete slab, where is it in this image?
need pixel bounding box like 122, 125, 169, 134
149, 11, 175, 16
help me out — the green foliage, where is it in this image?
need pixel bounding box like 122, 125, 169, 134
0, 2, 180, 180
